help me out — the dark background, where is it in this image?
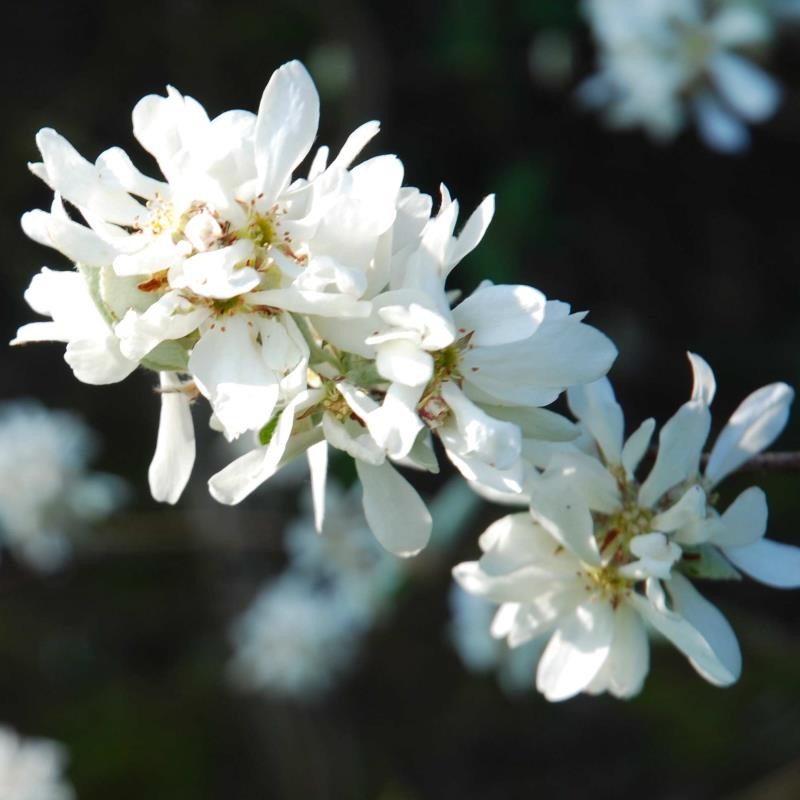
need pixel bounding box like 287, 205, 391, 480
1, 1, 799, 797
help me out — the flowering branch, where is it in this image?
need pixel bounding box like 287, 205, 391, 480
11, 59, 800, 706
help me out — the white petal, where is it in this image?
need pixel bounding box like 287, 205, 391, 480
174, 240, 258, 299
452, 562, 552, 605
713, 487, 768, 548
363, 382, 425, 460
255, 60, 320, 205
639, 402, 710, 509
208, 390, 322, 504
375, 339, 434, 387
64, 336, 138, 385
621, 533, 682, 581
15, 268, 95, 341
96, 146, 168, 199
116, 292, 209, 361
132, 86, 210, 182
446, 450, 524, 496
708, 52, 781, 122
329, 120, 380, 170
22, 204, 116, 267
652, 485, 707, 533
631, 574, 741, 686
706, 383, 794, 486
711, 6, 771, 47
693, 92, 750, 154
307, 440, 328, 532
375, 301, 455, 350
621, 418, 655, 479
476, 512, 579, 578
452, 283, 545, 347
445, 194, 495, 272
567, 378, 624, 464
536, 601, 615, 701
149, 372, 195, 504
247, 288, 372, 318
307, 146, 328, 180
723, 538, 800, 588
355, 459, 432, 557
688, 352, 716, 406
528, 475, 601, 566
586, 606, 649, 699
463, 315, 617, 406
481, 405, 579, 442
322, 414, 384, 465
189, 316, 280, 439
34, 128, 144, 225
11, 321, 65, 344
545, 450, 621, 515
439, 382, 521, 470
113, 235, 188, 278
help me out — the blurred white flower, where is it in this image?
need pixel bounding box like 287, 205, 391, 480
0, 725, 74, 800
0, 401, 125, 572
228, 573, 365, 700
284, 481, 402, 616
581, 0, 782, 152
230, 479, 404, 700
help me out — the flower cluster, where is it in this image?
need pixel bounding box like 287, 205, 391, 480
580, 0, 783, 152
0, 400, 125, 572
14, 59, 616, 557
455, 354, 800, 700
14, 59, 800, 704
0, 725, 74, 800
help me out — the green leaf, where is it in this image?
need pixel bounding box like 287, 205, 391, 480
679, 545, 742, 581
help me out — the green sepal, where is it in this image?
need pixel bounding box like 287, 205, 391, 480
258, 414, 280, 446
99, 265, 154, 318
678, 545, 742, 581
342, 353, 384, 388
141, 339, 191, 373
79, 264, 116, 327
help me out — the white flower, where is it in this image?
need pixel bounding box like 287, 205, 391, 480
454, 352, 798, 700
581, 0, 782, 152
16, 60, 404, 502
228, 573, 365, 701
322, 188, 617, 495
228, 477, 406, 700
0, 725, 74, 800
0, 401, 125, 572
11, 262, 137, 386
16, 59, 617, 557
453, 509, 738, 701
566, 352, 799, 588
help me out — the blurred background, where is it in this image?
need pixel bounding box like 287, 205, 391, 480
1, 0, 800, 797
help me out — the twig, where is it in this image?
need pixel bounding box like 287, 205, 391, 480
710, 450, 800, 473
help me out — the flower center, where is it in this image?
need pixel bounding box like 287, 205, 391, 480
579, 564, 632, 609
321, 384, 355, 423
237, 212, 278, 248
